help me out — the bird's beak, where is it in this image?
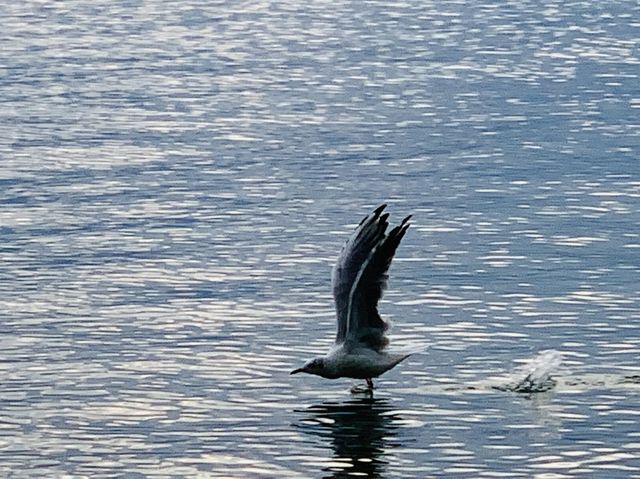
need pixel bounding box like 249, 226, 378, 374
290, 367, 305, 375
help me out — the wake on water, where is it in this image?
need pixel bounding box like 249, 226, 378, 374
396, 350, 565, 395
491, 350, 563, 394
399, 349, 637, 395
388, 348, 637, 395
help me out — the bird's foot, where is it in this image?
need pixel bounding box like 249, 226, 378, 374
350, 379, 375, 395
350, 384, 370, 394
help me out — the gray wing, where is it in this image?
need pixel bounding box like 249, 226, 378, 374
331, 204, 411, 351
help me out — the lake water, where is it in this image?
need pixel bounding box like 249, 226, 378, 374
1, 1, 639, 477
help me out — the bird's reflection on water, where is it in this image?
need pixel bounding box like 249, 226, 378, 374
295, 397, 400, 479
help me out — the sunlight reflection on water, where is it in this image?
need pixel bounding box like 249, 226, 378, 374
1, 0, 639, 477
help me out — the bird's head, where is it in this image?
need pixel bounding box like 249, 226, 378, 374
290, 357, 327, 377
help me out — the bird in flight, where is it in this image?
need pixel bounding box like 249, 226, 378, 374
291, 204, 413, 393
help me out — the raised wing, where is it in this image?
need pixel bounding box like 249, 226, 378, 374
331, 204, 411, 350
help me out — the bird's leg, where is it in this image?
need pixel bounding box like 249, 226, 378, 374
366, 378, 374, 390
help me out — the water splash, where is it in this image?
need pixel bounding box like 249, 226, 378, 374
492, 350, 563, 394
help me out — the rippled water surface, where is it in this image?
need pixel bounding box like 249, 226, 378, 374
2, 1, 639, 477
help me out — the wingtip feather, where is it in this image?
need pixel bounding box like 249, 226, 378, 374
373, 204, 387, 216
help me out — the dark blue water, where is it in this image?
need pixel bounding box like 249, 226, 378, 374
1, 1, 639, 477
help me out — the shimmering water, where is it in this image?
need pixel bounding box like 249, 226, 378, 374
1, 1, 639, 477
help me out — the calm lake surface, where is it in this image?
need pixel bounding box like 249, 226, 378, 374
1, 1, 639, 477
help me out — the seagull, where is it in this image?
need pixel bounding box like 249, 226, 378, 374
291, 204, 413, 393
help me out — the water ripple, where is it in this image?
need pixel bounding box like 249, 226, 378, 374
1, 0, 639, 477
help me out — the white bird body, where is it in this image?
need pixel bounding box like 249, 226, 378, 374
291, 204, 413, 392
320, 343, 411, 380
